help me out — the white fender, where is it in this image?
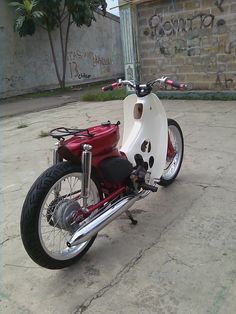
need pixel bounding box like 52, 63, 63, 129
121, 93, 168, 181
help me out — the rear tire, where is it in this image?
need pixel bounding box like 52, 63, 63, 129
158, 119, 184, 186
21, 162, 102, 269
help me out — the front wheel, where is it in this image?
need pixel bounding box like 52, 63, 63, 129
158, 119, 184, 186
21, 162, 102, 269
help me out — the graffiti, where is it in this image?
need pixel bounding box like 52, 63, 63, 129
69, 62, 91, 80
125, 64, 135, 91
93, 55, 112, 67
200, 55, 218, 74
225, 41, 236, 54
148, 12, 215, 38
67, 49, 112, 80
215, 71, 235, 89
141, 5, 235, 90
159, 45, 170, 56
145, 10, 230, 59
217, 19, 226, 27
146, 11, 216, 57
68, 49, 112, 67
126, 65, 134, 81
157, 37, 202, 57
3, 75, 23, 88
186, 45, 201, 56
214, 0, 224, 12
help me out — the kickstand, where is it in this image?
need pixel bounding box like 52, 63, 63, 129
126, 210, 138, 225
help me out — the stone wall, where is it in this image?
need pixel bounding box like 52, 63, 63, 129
137, 0, 236, 90
0, 2, 124, 98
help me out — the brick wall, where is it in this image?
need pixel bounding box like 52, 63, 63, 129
137, 0, 236, 90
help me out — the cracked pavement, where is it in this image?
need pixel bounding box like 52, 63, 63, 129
0, 97, 236, 314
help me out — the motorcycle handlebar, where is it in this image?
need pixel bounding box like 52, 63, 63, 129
101, 83, 121, 92
102, 80, 135, 92
102, 77, 190, 92
164, 78, 188, 90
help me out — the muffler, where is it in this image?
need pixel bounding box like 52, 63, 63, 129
67, 191, 149, 247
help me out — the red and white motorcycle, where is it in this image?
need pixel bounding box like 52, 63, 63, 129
21, 77, 186, 269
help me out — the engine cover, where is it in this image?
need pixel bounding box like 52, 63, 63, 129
100, 157, 133, 184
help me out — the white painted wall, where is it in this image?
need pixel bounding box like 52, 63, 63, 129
0, 2, 124, 98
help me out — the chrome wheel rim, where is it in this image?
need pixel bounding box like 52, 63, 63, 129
38, 173, 99, 260
162, 125, 183, 181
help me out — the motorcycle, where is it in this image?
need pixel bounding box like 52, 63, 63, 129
21, 76, 186, 269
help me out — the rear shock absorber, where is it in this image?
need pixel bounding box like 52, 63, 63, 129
81, 144, 92, 213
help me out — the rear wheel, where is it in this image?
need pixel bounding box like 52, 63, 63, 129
159, 119, 184, 186
21, 162, 102, 269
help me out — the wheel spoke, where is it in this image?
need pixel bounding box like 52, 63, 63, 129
38, 169, 100, 261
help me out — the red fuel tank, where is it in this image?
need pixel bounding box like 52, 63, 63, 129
59, 123, 120, 161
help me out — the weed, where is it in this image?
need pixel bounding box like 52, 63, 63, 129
39, 130, 50, 138
157, 91, 236, 101
17, 122, 28, 129
82, 88, 127, 102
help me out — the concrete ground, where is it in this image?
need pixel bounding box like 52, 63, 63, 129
0, 96, 236, 314
0, 85, 100, 119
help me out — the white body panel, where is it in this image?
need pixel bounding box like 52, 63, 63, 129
121, 93, 168, 181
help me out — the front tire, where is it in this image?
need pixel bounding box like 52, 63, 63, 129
159, 119, 184, 186
21, 162, 102, 269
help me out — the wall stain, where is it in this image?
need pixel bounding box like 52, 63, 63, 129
215, 71, 235, 89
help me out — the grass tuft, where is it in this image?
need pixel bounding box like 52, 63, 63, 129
157, 91, 236, 101
39, 130, 50, 138
82, 88, 127, 102
17, 122, 28, 129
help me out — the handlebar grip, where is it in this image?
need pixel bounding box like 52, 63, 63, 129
165, 79, 187, 90
102, 83, 119, 92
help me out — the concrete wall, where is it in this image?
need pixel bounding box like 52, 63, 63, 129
0, 2, 124, 98
137, 0, 236, 90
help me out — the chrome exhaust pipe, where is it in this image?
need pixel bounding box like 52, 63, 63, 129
67, 191, 149, 247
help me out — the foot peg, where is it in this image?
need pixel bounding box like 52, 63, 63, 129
141, 183, 158, 192
132, 154, 158, 193
126, 210, 138, 225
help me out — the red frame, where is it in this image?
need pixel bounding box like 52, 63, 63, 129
167, 132, 175, 158
58, 123, 175, 219
58, 124, 127, 194
59, 124, 124, 166
73, 186, 126, 222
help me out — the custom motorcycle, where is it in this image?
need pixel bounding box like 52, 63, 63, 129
21, 77, 187, 269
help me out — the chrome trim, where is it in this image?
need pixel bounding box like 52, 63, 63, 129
81, 144, 92, 213
53, 138, 64, 165
53, 145, 60, 165
53, 144, 61, 196
67, 190, 149, 247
